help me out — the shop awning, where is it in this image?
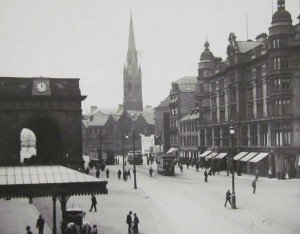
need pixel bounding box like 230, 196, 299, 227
199, 151, 212, 158
167, 148, 178, 154
239, 152, 258, 162
214, 153, 227, 159
233, 152, 249, 161
205, 152, 218, 159
249, 152, 269, 163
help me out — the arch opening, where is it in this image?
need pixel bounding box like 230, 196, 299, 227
20, 118, 63, 165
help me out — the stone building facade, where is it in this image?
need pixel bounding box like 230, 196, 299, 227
195, 0, 300, 177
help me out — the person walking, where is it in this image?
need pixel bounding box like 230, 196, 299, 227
89, 194, 97, 212
196, 163, 199, 172
118, 169, 122, 179
26, 226, 33, 234
36, 214, 45, 234
85, 167, 90, 175
106, 168, 110, 178
132, 213, 139, 233
96, 168, 100, 178
124, 170, 128, 181
126, 211, 133, 232
204, 169, 208, 182
224, 189, 232, 207
91, 224, 98, 234
127, 169, 131, 179
252, 179, 256, 194
149, 167, 153, 177
180, 165, 183, 173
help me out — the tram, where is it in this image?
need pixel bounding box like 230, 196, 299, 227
156, 152, 176, 176
127, 150, 143, 165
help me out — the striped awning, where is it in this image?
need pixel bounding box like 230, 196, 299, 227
214, 153, 227, 159
240, 152, 259, 162
249, 152, 269, 163
205, 152, 218, 159
199, 151, 212, 158
233, 152, 249, 161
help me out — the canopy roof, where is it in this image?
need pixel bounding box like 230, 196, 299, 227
205, 152, 218, 159
233, 152, 249, 161
167, 148, 178, 154
239, 152, 258, 162
249, 153, 269, 163
199, 151, 212, 158
0, 165, 108, 198
214, 153, 227, 159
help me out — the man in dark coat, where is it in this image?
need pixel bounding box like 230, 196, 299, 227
36, 214, 45, 234
224, 189, 232, 207
252, 179, 256, 194
89, 194, 97, 212
204, 170, 208, 182
180, 165, 183, 173
106, 168, 110, 178
132, 213, 139, 233
127, 169, 131, 178
149, 167, 153, 177
126, 211, 132, 232
96, 169, 100, 178
26, 225, 33, 234
118, 169, 122, 179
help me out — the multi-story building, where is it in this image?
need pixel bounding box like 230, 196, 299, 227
169, 76, 197, 149
196, 0, 300, 177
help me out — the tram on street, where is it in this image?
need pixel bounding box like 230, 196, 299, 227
127, 150, 143, 165
156, 152, 176, 176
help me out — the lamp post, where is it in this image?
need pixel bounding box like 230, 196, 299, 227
122, 130, 128, 180
229, 120, 236, 209
132, 128, 137, 189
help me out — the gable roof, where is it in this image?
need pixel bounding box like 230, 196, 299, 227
156, 96, 171, 108
236, 41, 262, 53
88, 115, 110, 127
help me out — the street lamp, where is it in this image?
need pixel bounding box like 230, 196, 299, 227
132, 128, 137, 189
229, 120, 236, 209
122, 130, 128, 181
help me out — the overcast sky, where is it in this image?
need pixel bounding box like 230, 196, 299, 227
0, 0, 299, 113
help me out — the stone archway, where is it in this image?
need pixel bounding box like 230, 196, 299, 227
20, 118, 63, 164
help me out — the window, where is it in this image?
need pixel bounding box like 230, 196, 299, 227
220, 109, 225, 123
207, 129, 212, 146
212, 111, 217, 123
211, 97, 217, 107
252, 68, 256, 80
260, 123, 268, 146
282, 99, 291, 114
262, 64, 266, 76
257, 103, 263, 118
282, 78, 290, 90
200, 129, 205, 146
241, 125, 248, 146
185, 84, 191, 91
230, 90, 236, 103
214, 128, 220, 146
219, 95, 225, 106
273, 122, 291, 146
230, 106, 236, 121
250, 124, 258, 146
247, 88, 253, 100
256, 85, 263, 99
273, 58, 280, 70
247, 105, 253, 119
281, 58, 289, 69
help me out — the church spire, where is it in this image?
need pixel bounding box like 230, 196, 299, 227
128, 10, 136, 50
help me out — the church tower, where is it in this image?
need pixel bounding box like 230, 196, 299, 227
123, 11, 143, 111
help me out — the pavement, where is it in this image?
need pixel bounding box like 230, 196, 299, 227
0, 156, 300, 234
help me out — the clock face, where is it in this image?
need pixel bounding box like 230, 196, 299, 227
36, 81, 47, 93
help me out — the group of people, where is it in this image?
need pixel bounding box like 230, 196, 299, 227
26, 214, 45, 234
126, 211, 140, 233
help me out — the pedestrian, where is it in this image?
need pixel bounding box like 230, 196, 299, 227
252, 179, 256, 194
89, 194, 97, 212
118, 169, 122, 179
124, 170, 128, 181
85, 167, 90, 175
96, 168, 100, 178
127, 169, 131, 178
149, 166, 153, 177
255, 169, 259, 181
180, 165, 183, 173
204, 169, 208, 182
224, 189, 232, 207
36, 214, 45, 234
26, 226, 33, 234
186, 162, 190, 169
126, 211, 132, 232
91, 224, 98, 234
196, 164, 199, 172
132, 213, 139, 233
106, 168, 109, 178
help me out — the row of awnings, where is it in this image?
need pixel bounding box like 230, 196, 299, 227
199, 150, 270, 163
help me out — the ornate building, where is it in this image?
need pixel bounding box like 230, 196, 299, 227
195, 0, 300, 177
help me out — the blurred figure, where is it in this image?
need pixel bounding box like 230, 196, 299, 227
36, 214, 45, 234
224, 189, 232, 207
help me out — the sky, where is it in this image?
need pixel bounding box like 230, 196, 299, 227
0, 0, 299, 113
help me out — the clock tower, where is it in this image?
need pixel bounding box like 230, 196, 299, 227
123, 11, 143, 111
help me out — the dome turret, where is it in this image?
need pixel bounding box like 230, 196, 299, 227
271, 0, 292, 25
200, 40, 214, 61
